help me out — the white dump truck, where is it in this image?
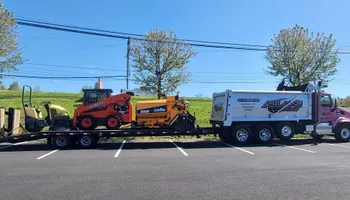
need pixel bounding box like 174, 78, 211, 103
210, 82, 350, 144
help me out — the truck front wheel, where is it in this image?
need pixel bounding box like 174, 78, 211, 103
232, 125, 252, 144
275, 122, 295, 141
334, 124, 350, 142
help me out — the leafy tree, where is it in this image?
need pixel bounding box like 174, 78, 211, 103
130, 28, 197, 99
265, 24, 339, 86
8, 80, 19, 90
0, 2, 23, 84
0, 84, 6, 90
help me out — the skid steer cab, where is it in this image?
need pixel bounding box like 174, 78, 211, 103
22, 85, 71, 132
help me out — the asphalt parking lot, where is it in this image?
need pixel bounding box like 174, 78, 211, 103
1, 138, 350, 200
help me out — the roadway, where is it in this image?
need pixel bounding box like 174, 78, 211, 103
0, 138, 350, 200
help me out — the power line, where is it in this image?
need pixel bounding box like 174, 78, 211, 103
0, 74, 126, 79
16, 18, 268, 48
23, 62, 126, 72
15, 20, 268, 52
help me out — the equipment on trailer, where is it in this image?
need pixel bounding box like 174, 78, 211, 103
73, 89, 134, 130
134, 92, 196, 132
22, 85, 71, 132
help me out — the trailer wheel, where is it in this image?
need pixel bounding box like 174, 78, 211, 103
53, 136, 71, 149
275, 122, 295, 140
105, 115, 122, 130
78, 115, 96, 130
78, 135, 96, 148
232, 125, 252, 144
334, 123, 350, 142
255, 124, 274, 144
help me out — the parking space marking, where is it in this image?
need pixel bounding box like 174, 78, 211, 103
323, 143, 350, 149
0, 141, 28, 150
37, 149, 59, 160
272, 143, 315, 153
215, 141, 255, 155
169, 140, 188, 156
114, 140, 126, 158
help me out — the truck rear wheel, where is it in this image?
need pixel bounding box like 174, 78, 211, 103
53, 136, 72, 149
255, 124, 274, 144
334, 123, 350, 142
231, 125, 252, 144
275, 122, 295, 140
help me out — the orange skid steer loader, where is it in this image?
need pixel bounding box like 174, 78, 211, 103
73, 89, 134, 130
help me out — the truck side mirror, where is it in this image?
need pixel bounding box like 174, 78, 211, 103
334, 99, 338, 108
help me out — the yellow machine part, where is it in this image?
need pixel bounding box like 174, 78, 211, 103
50, 104, 70, 118
135, 96, 188, 128
24, 107, 43, 119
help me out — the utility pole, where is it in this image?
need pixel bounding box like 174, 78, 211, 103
126, 38, 130, 89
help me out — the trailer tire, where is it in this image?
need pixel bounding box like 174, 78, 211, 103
255, 124, 274, 144
78, 135, 96, 148
275, 122, 295, 140
53, 136, 72, 149
231, 124, 252, 144
334, 123, 350, 142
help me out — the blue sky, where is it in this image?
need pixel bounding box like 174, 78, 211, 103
3, 0, 350, 98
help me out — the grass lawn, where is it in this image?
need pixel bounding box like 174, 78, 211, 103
0, 89, 331, 141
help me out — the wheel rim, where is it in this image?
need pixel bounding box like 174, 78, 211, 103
108, 118, 118, 128
341, 128, 350, 139
259, 128, 272, 141
56, 136, 67, 147
82, 118, 92, 128
281, 125, 292, 137
236, 128, 249, 142
80, 136, 92, 146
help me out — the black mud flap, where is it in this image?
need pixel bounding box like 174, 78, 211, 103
170, 113, 197, 133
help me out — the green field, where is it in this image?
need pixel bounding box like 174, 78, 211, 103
0, 90, 318, 140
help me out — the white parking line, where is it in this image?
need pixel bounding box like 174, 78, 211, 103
0, 141, 28, 150
169, 140, 188, 156
216, 141, 255, 155
114, 140, 126, 158
37, 149, 59, 160
273, 143, 315, 153
323, 143, 350, 149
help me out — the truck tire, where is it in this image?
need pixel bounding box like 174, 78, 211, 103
53, 136, 72, 149
275, 122, 295, 141
255, 124, 274, 144
231, 124, 252, 144
78, 135, 97, 148
334, 123, 350, 142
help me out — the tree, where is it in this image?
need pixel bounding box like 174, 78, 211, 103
8, 80, 19, 90
130, 28, 197, 99
0, 2, 23, 84
265, 25, 339, 86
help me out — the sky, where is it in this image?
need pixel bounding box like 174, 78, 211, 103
2, 0, 350, 98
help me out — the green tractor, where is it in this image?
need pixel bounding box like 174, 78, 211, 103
22, 85, 71, 132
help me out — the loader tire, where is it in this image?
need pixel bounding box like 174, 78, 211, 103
334, 123, 350, 142
105, 115, 122, 130
78, 115, 96, 130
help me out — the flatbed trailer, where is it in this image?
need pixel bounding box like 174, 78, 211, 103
0, 127, 215, 149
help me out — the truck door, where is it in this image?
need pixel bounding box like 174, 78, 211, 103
320, 94, 334, 122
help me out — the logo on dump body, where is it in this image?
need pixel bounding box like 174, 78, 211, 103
261, 98, 303, 113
